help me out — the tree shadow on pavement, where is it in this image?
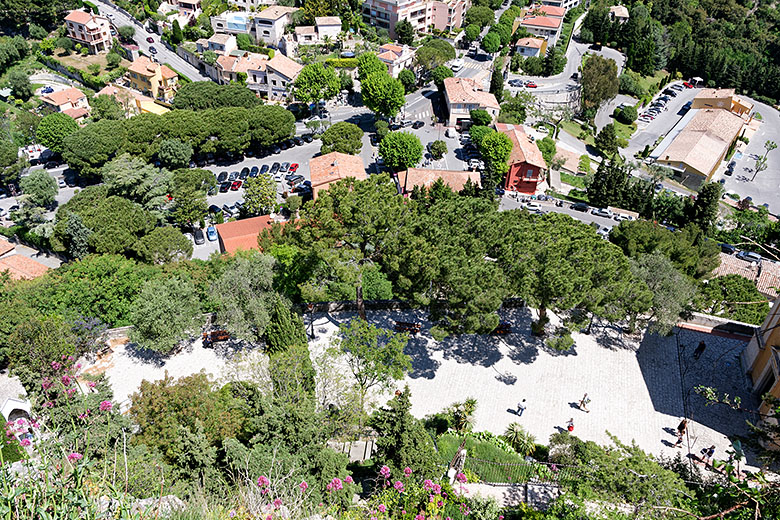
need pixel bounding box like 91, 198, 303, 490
404, 337, 441, 379
588, 321, 637, 351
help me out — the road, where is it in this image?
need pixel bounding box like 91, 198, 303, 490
94, 0, 210, 82
499, 195, 619, 230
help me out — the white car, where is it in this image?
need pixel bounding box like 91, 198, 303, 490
524, 201, 542, 212
591, 207, 613, 218
613, 213, 633, 222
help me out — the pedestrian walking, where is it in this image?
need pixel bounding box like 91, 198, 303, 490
516, 399, 526, 416
675, 418, 688, 447
566, 418, 574, 432
578, 393, 591, 413
693, 341, 707, 360
701, 445, 715, 465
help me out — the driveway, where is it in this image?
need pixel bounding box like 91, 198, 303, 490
594, 94, 636, 132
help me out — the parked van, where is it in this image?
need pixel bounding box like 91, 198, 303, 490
450, 59, 464, 72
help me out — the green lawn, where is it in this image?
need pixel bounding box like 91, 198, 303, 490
561, 120, 595, 147
561, 172, 586, 188
635, 70, 668, 96
613, 120, 637, 140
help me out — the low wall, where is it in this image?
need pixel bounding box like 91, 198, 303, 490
683, 312, 758, 339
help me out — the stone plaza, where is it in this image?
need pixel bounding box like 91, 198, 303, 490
307, 307, 760, 469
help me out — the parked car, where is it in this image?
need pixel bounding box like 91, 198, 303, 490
591, 207, 613, 218
302, 134, 314, 143
239, 169, 249, 180
260, 164, 269, 174
222, 204, 233, 216
219, 182, 231, 193
149, 46, 158, 54
293, 137, 304, 146
146, 36, 154, 43
671, 84, 684, 91
230, 180, 242, 190
571, 202, 590, 212
524, 201, 542, 212
206, 226, 218, 241
208, 204, 222, 214
719, 243, 736, 254
228, 171, 238, 181
287, 174, 305, 185
146, 26, 155, 33
194, 228, 205, 245
682, 81, 693, 88
726, 160, 736, 175
41, 86, 54, 94
216, 171, 227, 183
280, 162, 290, 172
270, 162, 280, 174
613, 213, 633, 222
737, 250, 762, 263
249, 166, 259, 177
289, 163, 299, 173
526, 82, 538, 88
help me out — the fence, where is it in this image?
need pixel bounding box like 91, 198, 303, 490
464, 456, 578, 486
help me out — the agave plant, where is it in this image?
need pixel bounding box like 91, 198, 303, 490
503, 422, 537, 456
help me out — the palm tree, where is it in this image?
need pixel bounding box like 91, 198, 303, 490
503, 423, 537, 456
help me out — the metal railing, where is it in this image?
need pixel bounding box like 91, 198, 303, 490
464, 456, 578, 486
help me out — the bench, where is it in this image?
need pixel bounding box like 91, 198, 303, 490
394, 321, 422, 334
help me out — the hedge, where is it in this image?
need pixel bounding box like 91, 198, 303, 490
325, 58, 358, 69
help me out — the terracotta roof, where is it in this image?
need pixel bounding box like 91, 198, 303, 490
41, 87, 86, 108
0, 255, 50, 280
0, 237, 14, 257
757, 262, 780, 298
128, 56, 161, 77
399, 168, 481, 193
309, 152, 366, 198
516, 37, 545, 49
520, 16, 562, 29
216, 215, 276, 255
444, 77, 499, 109
554, 147, 580, 174
266, 54, 303, 80
496, 123, 546, 169
379, 43, 404, 55
62, 107, 89, 120
257, 6, 298, 20
609, 5, 629, 18
315, 16, 341, 26
377, 50, 398, 62
659, 109, 744, 176
160, 65, 177, 79
529, 5, 565, 17
64, 10, 94, 24
712, 253, 758, 282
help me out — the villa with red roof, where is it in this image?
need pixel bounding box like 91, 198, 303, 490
64, 10, 111, 54
515, 11, 563, 45
497, 123, 548, 194
443, 77, 499, 128
515, 37, 547, 58
377, 43, 415, 78
39, 88, 90, 122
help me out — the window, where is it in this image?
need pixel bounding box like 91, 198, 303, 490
526, 169, 533, 178
272, 79, 277, 85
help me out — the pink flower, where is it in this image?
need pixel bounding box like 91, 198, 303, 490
404, 466, 412, 477
67, 452, 82, 463
43, 401, 53, 408
15, 419, 25, 427
437, 501, 443, 507
75, 363, 81, 370
378, 504, 386, 513
61, 375, 72, 386
273, 499, 282, 508
99, 400, 113, 412
42, 379, 53, 390
87, 381, 96, 389
299, 481, 308, 492
344, 475, 354, 484
66, 388, 76, 397
433, 484, 442, 495
265, 516, 271, 520
51, 361, 61, 371
456, 472, 467, 483
423, 479, 434, 491
67, 356, 74, 362
379, 465, 391, 479
394, 481, 405, 493
415, 515, 424, 520
19, 439, 31, 447
257, 475, 270, 487
327, 477, 342, 492
31, 422, 39, 429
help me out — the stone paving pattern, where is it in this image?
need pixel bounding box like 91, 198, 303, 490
307, 307, 760, 468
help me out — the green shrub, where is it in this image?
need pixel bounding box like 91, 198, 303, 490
325, 58, 358, 68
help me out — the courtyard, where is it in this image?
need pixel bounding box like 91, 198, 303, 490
308, 307, 760, 469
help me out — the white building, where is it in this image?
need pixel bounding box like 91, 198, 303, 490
376, 43, 415, 78
254, 6, 299, 47
64, 10, 111, 54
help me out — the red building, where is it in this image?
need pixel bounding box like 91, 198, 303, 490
496, 123, 547, 194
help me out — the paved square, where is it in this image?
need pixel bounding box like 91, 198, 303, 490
308, 308, 759, 467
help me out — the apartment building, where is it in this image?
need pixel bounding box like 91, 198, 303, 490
127, 56, 179, 102
255, 6, 299, 47
64, 10, 111, 54
362, 0, 471, 39
264, 53, 303, 100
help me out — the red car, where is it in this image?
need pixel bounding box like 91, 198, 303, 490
289, 163, 299, 173
146, 37, 154, 43
230, 180, 242, 190
682, 82, 693, 88
526, 82, 538, 88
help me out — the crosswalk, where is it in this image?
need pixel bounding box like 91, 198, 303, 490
408, 110, 431, 119
461, 61, 485, 70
